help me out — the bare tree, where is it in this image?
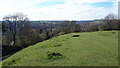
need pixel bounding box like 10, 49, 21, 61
102, 14, 118, 30
2, 12, 30, 46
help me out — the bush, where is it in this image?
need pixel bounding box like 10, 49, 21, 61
47, 52, 63, 60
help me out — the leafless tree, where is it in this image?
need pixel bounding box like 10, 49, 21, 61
2, 12, 30, 46
102, 14, 118, 30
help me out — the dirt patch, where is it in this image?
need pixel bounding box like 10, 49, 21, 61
72, 35, 80, 37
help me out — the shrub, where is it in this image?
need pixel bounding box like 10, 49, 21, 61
47, 52, 63, 60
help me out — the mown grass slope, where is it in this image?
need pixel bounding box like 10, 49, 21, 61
2, 31, 118, 66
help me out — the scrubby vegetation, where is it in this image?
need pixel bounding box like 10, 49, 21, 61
47, 52, 63, 60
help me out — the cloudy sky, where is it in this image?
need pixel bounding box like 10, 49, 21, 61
0, 0, 119, 20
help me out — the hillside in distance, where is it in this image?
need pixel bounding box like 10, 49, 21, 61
30, 19, 102, 23
2, 31, 118, 66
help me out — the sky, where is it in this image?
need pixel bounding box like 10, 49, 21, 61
0, 0, 119, 21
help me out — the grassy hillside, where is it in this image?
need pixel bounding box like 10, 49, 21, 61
0, 62, 2, 68
2, 31, 118, 66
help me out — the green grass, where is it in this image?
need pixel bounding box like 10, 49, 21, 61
2, 31, 118, 66
0, 62, 2, 68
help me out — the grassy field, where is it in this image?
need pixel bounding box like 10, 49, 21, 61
0, 62, 2, 68
2, 31, 118, 66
